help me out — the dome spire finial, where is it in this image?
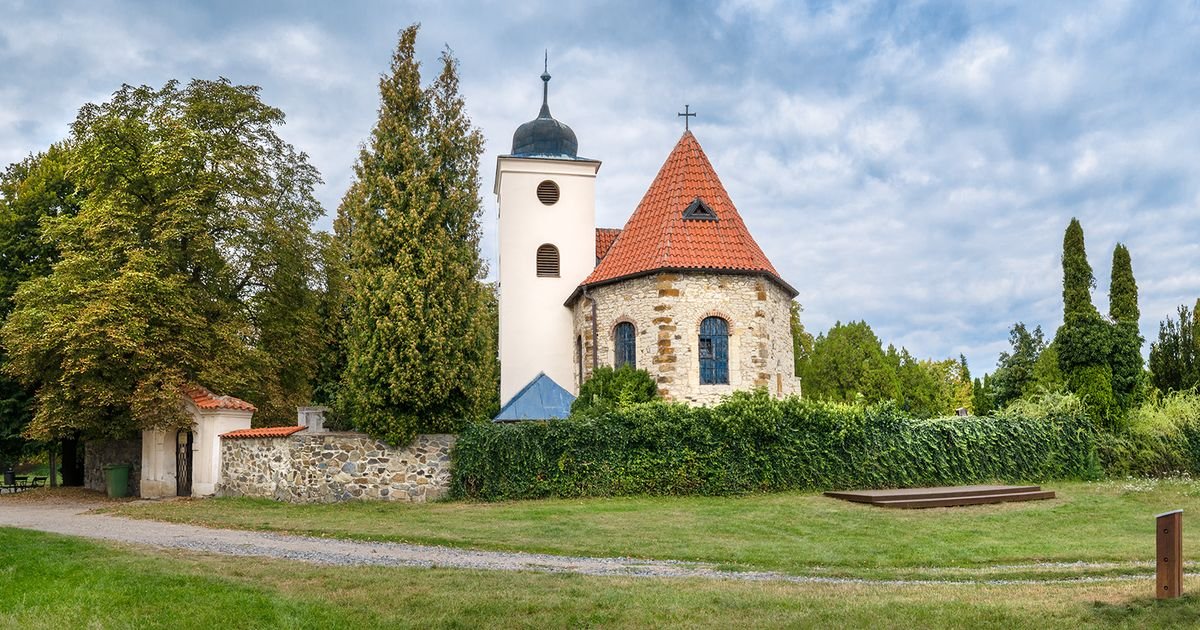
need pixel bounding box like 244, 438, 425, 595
539, 50, 552, 118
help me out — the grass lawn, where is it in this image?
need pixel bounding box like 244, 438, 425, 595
104, 479, 1200, 580
2, 526, 1198, 629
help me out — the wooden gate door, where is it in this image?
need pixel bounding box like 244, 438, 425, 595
176, 430, 193, 497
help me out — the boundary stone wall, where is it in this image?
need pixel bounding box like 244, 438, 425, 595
84, 439, 142, 496
218, 432, 454, 503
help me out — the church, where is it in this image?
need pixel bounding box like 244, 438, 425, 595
494, 67, 800, 419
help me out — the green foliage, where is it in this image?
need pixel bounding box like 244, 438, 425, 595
789, 301, 813, 376
451, 390, 1098, 501
1108, 243, 1139, 323
1068, 364, 1118, 430
972, 375, 995, 415
990, 322, 1047, 407
885, 348, 967, 418
1030, 342, 1066, 394
799, 321, 967, 417
1107, 243, 1143, 413
571, 365, 657, 416
0, 147, 84, 461
1149, 302, 1200, 394
1052, 218, 1118, 425
338, 25, 492, 445
0, 79, 324, 439
798, 320, 897, 404
1061, 217, 1099, 321
1095, 391, 1200, 477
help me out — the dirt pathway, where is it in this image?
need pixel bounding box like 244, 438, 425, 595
0, 496, 1157, 585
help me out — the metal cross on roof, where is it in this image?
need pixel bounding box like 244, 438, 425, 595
678, 104, 696, 131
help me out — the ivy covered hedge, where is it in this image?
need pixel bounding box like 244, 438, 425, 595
450, 391, 1099, 501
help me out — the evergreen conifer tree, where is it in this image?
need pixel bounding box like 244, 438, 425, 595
338, 25, 492, 445
1108, 243, 1143, 412
1053, 218, 1115, 426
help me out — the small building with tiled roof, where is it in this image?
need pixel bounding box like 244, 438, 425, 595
495, 68, 799, 409
139, 384, 255, 499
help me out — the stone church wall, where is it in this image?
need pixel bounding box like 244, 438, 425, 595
572, 272, 800, 405
218, 432, 454, 503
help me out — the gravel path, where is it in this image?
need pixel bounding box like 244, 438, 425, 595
0, 498, 1157, 585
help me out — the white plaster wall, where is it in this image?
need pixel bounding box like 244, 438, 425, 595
495, 156, 600, 403
139, 429, 176, 499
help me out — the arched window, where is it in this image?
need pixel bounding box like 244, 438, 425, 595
536, 244, 559, 277
699, 317, 729, 385
614, 322, 636, 368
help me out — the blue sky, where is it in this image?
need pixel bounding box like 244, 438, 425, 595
2, 0, 1199, 374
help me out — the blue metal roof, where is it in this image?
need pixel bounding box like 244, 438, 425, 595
493, 373, 575, 422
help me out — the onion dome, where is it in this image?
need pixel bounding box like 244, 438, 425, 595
511, 61, 578, 158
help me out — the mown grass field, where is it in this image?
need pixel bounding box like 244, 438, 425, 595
3, 527, 1199, 629
106, 479, 1200, 580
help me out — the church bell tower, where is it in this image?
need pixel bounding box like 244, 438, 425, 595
494, 61, 600, 406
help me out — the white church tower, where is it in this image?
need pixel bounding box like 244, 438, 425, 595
494, 63, 601, 406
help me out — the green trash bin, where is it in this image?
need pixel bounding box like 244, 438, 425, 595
103, 464, 131, 498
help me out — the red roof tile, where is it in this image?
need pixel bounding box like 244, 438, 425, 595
595, 228, 622, 261
579, 131, 795, 296
220, 425, 307, 439
183, 385, 257, 412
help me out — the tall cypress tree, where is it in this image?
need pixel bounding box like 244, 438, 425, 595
1054, 218, 1115, 426
1109, 244, 1138, 323
1062, 218, 1099, 321
1108, 243, 1143, 411
338, 25, 491, 445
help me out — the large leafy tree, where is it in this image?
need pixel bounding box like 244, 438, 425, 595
338, 25, 493, 445
798, 320, 898, 404
1, 79, 324, 439
989, 322, 1047, 408
0, 147, 84, 464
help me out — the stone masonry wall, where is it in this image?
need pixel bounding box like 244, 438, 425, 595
218, 432, 454, 503
84, 439, 142, 496
573, 272, 799, 405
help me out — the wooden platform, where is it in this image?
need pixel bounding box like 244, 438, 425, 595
823, 484, 1055, 509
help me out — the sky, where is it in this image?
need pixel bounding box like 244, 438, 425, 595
2, 0, 1199, 374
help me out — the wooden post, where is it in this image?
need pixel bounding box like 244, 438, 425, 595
1157, 510, 1183, 599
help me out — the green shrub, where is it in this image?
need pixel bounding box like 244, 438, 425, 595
1096, 390, 1200, 476
451, 389, 1099, 501
571, 365, 657, 416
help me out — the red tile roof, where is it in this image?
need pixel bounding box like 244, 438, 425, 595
220, 425, 307, 439
578, 131, 795, 296
183, 385, 257, 412
595, 227, 622, 261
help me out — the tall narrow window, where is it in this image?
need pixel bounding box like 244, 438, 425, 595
614, 322, 636, 368
536, 244, 560, 277
699, 317, 729, 385
576, 335, 584, 385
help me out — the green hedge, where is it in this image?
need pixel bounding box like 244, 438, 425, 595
450, 391, 1099, 501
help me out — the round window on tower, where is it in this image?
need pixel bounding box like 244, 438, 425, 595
537, 180, 560, 205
